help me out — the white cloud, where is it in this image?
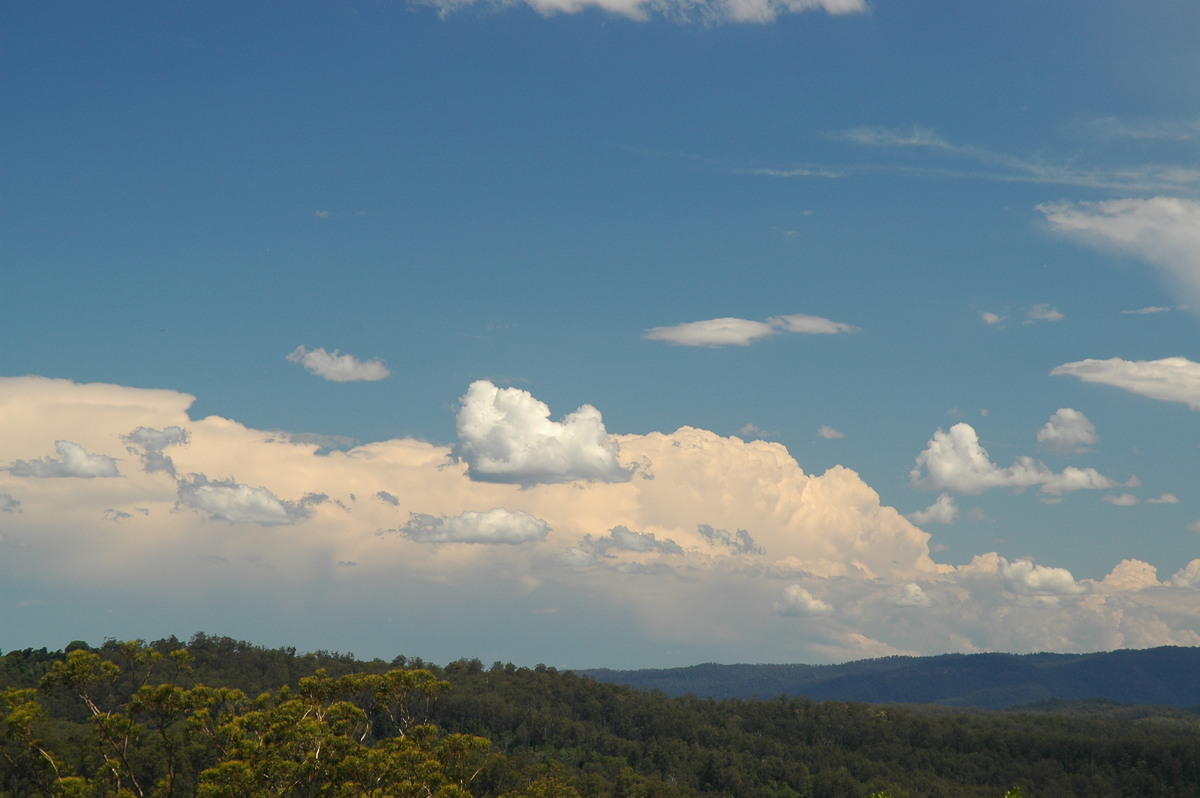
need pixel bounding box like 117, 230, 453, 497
1103, 493, 1139, 507
767, 313, 859, 335
893, 582, 931, 607
777, 585, 833, 616
417, 0, 866, 24
1037, 408, 1098, 454
982, 312, 1004, 325
287, 346, 390, 383
124, 426, 189, 477
397, 508, 550, 545
1148, 493, 1179, 504
817, 425, 844, 440
8, 440, 120, 479
4, 375, 1200, 666
1121, 306, 1171, 315
177, 474, 322, 526
644, 313, 857, 347
1039, 197, 1200, 307
455, 380, 632, 485
910, 422, 1117, 495
908, 493, 958, 525
1025, 304, 1064, 323
1051, 357, 1200, 410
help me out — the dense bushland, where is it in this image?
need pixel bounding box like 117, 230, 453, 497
3, 635, 1198, 797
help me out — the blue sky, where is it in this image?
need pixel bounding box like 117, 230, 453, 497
2, 0, 1199, 668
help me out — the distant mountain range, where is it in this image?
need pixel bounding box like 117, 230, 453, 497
579, 646, 1200, 710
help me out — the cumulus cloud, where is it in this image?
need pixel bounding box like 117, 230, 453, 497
177, 475, 323, 526
376, 490, 400, 506
1037, 408, 1098, 454
644, 313, 857, 348
698, 523, 764, 555
817, 425, 844, 440
1148, 493, 1179, 504
124, 426, 189, 477
908, 494, 958, 525
8, 440, 120, 479
455, 380, 632, 485
777, 585, 833, 616
417, 0, 866, 24
1103, 493, 1139, 506
981, 312, 1004, 325
287, 346, 390, 382
1039, 197, 1200, 307
396, 508, 550, 545
1051, 357, 1200, 410
3, 375, 1199, 667
911, 422, 1117, 495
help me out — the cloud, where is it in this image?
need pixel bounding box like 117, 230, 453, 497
777, 584, 833, 616
697, 523, 764, 555
1121, 306, 1171, 315
1103, 494, 1139, 507
0, 493, 20, 513
1148, 493, 1179, 504
911, 422, 1117, 495
8, 440, 120, 479
396, 508, 550, 545
1025, 304, 1064, 323
287, 346, 390, 382
455, 380, 633, 485
817, 425, 844, 440
124, 426, 190, 477
836, 126, 1200, 194
376, 490, 400, 506
908, 493, 958, 525
644, 313, 857, 348
3, 375, 1200, 667
1037, 408, 1099, 454
416, 0, 866, 24
1051, 357, 1200, 410
177, 474, 323, 526
1039, 198, 1200, 307
981, 312, 1004, 325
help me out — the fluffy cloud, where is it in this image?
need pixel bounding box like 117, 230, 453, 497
644, 313, 857, 347
2, 375, 1199, 667
417, 0, 866, 24
911, 422, 1117, 495
1039, 197, 1200, 306
287, 346, 390, 382
8, 440, 120, 479
124, 426, 189, 477
396, 509, 550, 545
908, 493, 958, 525
777, 585, 833, 616
177, 475, 324, 526
1037, 408, 1098, 454
1051, 357, 1200, 410
1103, 493, 1139, 507
455, 380, 633, 485
817, 425, 844, 440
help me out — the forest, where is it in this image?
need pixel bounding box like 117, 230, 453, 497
2, 634, 1198, 798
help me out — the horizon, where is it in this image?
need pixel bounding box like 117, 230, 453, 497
2, 0, 1199, 670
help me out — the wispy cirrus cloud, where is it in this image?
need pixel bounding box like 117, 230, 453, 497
414, 0, 866, 24
287, 346, 390, 383
645, 313, 858, 347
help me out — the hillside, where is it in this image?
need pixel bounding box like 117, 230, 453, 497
580, 646, 1200, 709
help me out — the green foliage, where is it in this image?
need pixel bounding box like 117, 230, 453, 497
3, 635, 1199, 798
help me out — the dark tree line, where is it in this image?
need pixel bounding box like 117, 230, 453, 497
3, 635, 1198, 797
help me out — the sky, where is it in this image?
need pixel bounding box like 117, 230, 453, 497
1, 0, 1199, 669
